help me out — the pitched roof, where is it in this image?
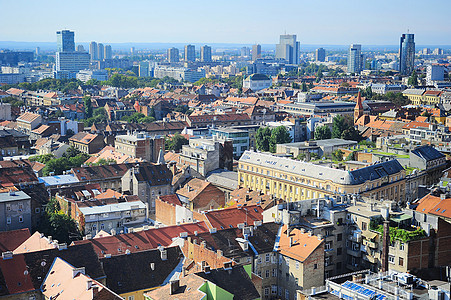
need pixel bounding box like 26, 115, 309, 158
100, 246, 183, 294
143, 273, 207, 299
277, 225, 324, 262
73, 222, 209, 258
69, 132, 99, 144
0, 254, 35, 295
411, 145, 445, 161
132, 163, 173, 186
202, 205, 263, 230
72, 163, 132, 181
17, 112, 41, 123
416, 194, 451, 219
0, 165, 38, 187
13, 231, 56, 254
0, 228, 31, 252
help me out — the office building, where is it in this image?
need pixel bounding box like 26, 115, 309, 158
104, 45, 112, 59
89, 41, 98, 61
130, 47, 135, 55
76, 45, 85, 52
275, 34, 300, 65
167, 47, 179, 63
184, 44, 195, 62
115, 132, 164, 163
97, 43, 104, 61
240, 47, 250, 57
76, 69, 108, 82
200, 45, 212, 62
347, 44, 362, 74
252, 44, 261, 61
55, 52, 90, 72
0, 51, 34, 66
426, 64, 444, 84
35, 47, 40, 56
315, 48, 326, 62
56, 30, 75, 52
153, 66, 205, 82
399, 33, 415, 76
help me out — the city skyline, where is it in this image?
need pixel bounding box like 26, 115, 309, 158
0, 0, 450, 45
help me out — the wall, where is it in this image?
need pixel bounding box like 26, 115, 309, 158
155, 197, 176, 225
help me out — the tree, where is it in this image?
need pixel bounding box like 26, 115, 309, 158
408, 70, 418, 86
84, 96, 93, 118
314, 125, 331, 140
301, 82, 308, 92
62, 146, 82, 158
256, 127, 272, 152
166, 133, 188, 152
29, 154, 55, 164
341, 127, 364, 142
269, 126, 292, 153
332, 149, 344, 161
332, 115, 348, 138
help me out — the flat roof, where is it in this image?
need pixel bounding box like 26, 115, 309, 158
78, 201, 146, 216
0, 191, 30, 203
39, 174, 79, 186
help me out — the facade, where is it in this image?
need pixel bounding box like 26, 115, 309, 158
276, 34, 300, 65
0, 190, 32, 232
76, 69, 108, 82
185, 44, 195, 62
347, 44, 362, 74
69, 132, 105, 154
252, 44, 262, 61
243, 73, 272, 91
426, 64, 444, 84
104, 44, 113, 59
153, 66, 205, 83
210, 127, 249, 159
179, 137, 221, 177
89, 41, 98, 61
114, 132, 165, 163
200, 45, 212, 62
56, 30, 75, 52
55, 51, 90, 72
167, 47, 179, 63
239, 151, 406, 203
97, 43, 104, 61
16, 112, 42, 134
399, 33, 415, 76
315, 48, 326, 62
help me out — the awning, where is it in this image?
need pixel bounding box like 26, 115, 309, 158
362, 231, 378, 240
391, 214, 412, 223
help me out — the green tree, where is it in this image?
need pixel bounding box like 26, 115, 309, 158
332, 149, 344, 161
341, 127, 364, 142
166, 133, 188, 152
314, 125, 331, 140
269, 126, 292, 153
84, 96, 93, 118
62, 146, 82, 158
29, 154, 55, 164
332, 115, 348, 138
256, 127, 272, 152
408, 70, 418, 86
301, 82, 308, 92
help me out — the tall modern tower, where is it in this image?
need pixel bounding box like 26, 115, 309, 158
200, 45, 212, 62
89, 41, 98, 61
97, 43, 104, 61
399, 33, 415, 76
167, 47, 179, 63
56, 30, 75, 52
347, 44, 362, 74
104, 45, 113, 60
184, 44, 195, 62
275, 34, 300, 65
315, 48, 326, 62
252, 44, 261, 61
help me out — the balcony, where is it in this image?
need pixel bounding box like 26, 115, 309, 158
346, 263, 360, 271
363, 240, 378, 249
347, 235, 362, 243
362, 254, 378, 264
346, 248, 361, 257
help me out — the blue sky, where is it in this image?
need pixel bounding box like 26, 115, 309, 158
0, 0, 450, 45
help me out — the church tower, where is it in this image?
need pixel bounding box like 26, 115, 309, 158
354, 91, 364, 123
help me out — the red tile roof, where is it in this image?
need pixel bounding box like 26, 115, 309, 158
0, 228, 31, 252
416, 194, 451, 219
202, 205, 263, 230
0, 254, 35, 295
277, 225, 323, 262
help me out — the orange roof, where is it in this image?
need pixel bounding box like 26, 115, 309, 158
17, 112, 41, 123
13, 231, 55, 254
402, 121, 430, 129
415, 116, 428, 122
416, 194, 451, 219
95, 189, 123, 200
278, 225, 323, 262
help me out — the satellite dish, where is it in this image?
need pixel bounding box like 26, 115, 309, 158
41, 261, 46, 267
24, 270, 29, 275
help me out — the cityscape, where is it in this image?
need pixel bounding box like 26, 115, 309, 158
0, 1, 451, 300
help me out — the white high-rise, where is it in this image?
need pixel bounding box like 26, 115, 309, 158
275, 34, 300, 65
97, 43, 104, 61
347, 44, 362, 74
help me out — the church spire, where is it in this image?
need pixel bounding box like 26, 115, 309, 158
354, 91, 364, 123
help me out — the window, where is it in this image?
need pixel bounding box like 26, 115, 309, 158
258, 256, 262, 264
337, 233, 342, 241
285, 289, 289, 300
314, 264, 318, 269
325, 242, 332, 250
399, 257, 404, 266
265, 253, 270, 262
362, 222, 367, 231
18, 203, 23, 211
325, 257, 330, 266
264, 288, 269, 296
6, 204, 11, 211
389, 255, 395, 264
271, 285, 277, 294
128, 296, 134, 300
272, 268, 277, 277
337, 262, 342, 270
400, 243, 405, 251
19, 215, 23, 223
337, 247, 342, 255
6, 217, 11, 224
35, 208, 40, 214
265, 270, 270, 278
296, 261, 299, 270
100, 223, 105, 230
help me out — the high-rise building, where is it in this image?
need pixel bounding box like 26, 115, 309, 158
97, 43, 104, 61
104, 45, 112, 59
77, 45, 85, 52
130, 47, 135, 55
347, 44, 362, 74
89, 41, 98, 61
252, 44, 261, 61
56, 30, 75, 52
275, 34, 300, 65
240, 47, 250, 57
184, 44, 195, 62
433, 48, 443, 55
399, 33, 415, 76
426, 64, 444, 84
35, 47, 40, 56
200, 45, 212, 62
315, 48, 326, 62
167, 48, 179, 63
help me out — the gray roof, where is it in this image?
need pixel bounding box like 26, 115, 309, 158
206, 169, 238, 190
280, 139, 357, 149
0, 191, 31, 203
402, 88, 425, 95
38, 174, 79, 187
78, 201, 146, 216
239, 151, 404, 185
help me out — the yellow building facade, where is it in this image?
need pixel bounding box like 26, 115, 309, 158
238, 151, 406, 202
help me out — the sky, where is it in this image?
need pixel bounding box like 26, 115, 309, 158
0, 0, 450, 46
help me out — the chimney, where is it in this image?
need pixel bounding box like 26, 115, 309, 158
73, 267, 85, 278
170, 279, 180, 295
92, 285, 99, 298
246, 194, 250, 202
87, 280, 93, 290
289, 237, 293, 247
381, 220, 390, 272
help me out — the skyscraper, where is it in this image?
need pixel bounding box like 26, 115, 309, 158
315, 48, 326, 62
201, 45, 212, 62
167, 47, 179, 63
240, 47, 250, 57
97, 43, 104, 61
275, 34, 300, 65
89, 41, 98, 61
184, 45, 195, 62
399, 33, 415, 76
56, 30, 75, 52
347, 44, 362, 74
77, 45, 85, 52
252, 44, 261, 61
104, 45, 112, 60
